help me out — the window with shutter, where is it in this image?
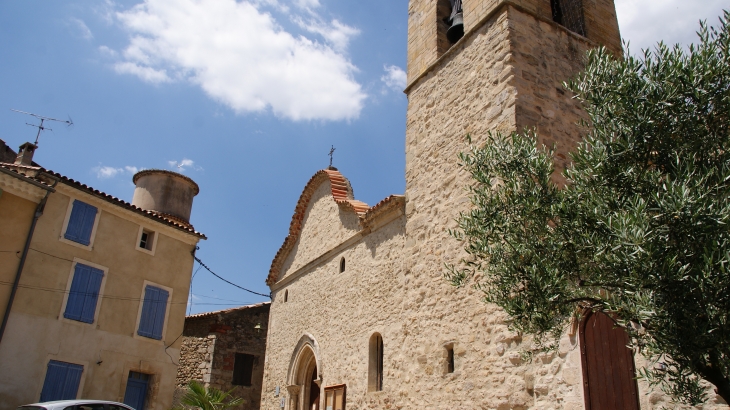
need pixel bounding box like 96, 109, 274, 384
137, 285, 169, 340
64, 200, 98, 246
40, 360, 83, 402
64, 263, 104, 323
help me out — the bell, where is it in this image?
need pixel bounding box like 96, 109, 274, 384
447, 11, 464, 44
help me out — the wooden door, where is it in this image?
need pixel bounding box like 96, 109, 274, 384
580, 311, 640, 410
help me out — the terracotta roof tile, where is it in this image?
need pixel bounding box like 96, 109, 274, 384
0, 162, 206, 239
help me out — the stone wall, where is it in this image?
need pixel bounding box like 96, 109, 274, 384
406, 0, 621, 84
174, 335, 216, 406
176, 303, 270, 410
261, 204, 408, 410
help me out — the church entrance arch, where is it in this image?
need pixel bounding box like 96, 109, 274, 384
287, 334, 322, 410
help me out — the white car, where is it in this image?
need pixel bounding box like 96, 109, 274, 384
16, 401, 135, 410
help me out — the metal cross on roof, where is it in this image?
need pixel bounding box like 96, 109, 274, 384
328, 145, 336, 168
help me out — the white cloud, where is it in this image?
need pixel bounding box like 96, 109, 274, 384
169, 158, 201, 172
381, 65, 406, 92
93, 165, 139, 179
109, 0, 366, 121
616, 0, 728, 52
293, 17, 360, 52
69, 18, 94, 40
293, 0, 320, 9
98, 45, 118, 58
114, 62, 171, 84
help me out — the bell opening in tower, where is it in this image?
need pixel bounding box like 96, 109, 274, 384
551, 0, 586, 36
437, 0, 463, 53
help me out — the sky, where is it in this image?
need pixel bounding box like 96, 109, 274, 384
0, 0, 727, 315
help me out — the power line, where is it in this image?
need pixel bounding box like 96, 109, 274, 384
192, 255, 270, 299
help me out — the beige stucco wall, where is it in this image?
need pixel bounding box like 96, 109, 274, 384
0, 184, 37, 322
0, 182, 200, 410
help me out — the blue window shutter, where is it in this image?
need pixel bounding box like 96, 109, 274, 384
64, 264, 103, 323
151, 287, 169, 339
138, 286, 168, 340
64, 200, 98, 246
40, 360, 83, 401
124, 378, 149, 410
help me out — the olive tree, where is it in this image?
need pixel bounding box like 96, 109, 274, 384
447, 11, 730, 405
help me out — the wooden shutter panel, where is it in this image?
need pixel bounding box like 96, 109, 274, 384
64, 200, 98, 246
40, 360, 83, 401
138, 285, 169, 340
64, 264, 103, 323
151, 287, 169, 339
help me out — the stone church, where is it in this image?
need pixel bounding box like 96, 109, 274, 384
259, 1, 725, 409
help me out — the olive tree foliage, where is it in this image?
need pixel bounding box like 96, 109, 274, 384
447, 11, 730, 406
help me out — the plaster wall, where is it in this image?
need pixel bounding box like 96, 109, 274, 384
0, 184, 199, 410
0, 188, 36, 321
280, 182, 361, 281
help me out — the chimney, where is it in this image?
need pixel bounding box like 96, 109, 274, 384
15, 142, 37, 166
131, 170, 199, 224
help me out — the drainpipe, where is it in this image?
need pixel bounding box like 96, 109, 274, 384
0, 176, 57, 347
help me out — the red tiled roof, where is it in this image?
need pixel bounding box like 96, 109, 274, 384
266, 169, 404, 286
0, 162, 206, 239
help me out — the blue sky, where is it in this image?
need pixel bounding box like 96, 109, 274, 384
0, 0, 726, 315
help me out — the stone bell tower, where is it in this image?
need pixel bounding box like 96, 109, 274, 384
399, 1, 622, 407
403, 0, 621, 251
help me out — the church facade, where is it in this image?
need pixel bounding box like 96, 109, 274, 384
259, 1, 725, 409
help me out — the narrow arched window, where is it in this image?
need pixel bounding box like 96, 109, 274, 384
445, 344, 455, 373
284, 289, 289, 303
368, 333, 383, 392
339, 257, 346, 273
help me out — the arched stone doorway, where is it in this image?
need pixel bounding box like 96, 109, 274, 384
287, 335, 322, 410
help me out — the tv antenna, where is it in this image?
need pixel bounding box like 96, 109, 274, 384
10, 109, 73, 146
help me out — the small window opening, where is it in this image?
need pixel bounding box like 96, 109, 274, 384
232, 353, 255, 386
340, 257, 346, 273
139, 229, 155, 250
368, 333, 384, 392
551, 0, 585, 36
284, 290, 289, 303
446, 344, 455, 373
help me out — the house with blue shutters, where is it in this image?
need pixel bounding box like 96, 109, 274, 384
0, 140, 205, 410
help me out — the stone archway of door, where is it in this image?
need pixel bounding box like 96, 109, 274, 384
288, 343, 321, 410
580, 310, 640, 410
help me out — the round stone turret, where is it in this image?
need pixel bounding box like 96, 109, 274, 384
132, 170, 199, 224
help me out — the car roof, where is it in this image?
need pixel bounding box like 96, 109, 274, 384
19, 401, 133, 410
